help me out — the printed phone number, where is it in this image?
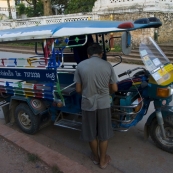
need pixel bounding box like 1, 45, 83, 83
24, 72, 40, 78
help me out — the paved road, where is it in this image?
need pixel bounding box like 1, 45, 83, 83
0, 51, 173, 173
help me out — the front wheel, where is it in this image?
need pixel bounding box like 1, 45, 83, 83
149, 116, 173, 153
15, 103, 40, 134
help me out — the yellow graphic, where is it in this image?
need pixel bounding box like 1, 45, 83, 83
153, 64, 173, 86
163, 63, 173, 73
157, 68, 167, 77
26, 58, 38, 67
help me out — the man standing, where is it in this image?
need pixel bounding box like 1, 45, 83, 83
74, 43, 118, 169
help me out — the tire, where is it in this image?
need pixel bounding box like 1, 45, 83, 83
149, 116, 173, 153
15, 103, 40, 134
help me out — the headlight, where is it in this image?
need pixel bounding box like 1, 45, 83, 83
157, 86, 173, 98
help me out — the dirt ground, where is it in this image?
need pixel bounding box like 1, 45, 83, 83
0, 136, 53, 173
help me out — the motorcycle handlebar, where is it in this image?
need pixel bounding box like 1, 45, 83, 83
118, 67, 146, 78
118, 72, 127, 78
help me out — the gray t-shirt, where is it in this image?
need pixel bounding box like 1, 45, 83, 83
74, 56, 117, 111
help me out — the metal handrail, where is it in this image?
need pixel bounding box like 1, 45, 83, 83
112, 98, 143, 109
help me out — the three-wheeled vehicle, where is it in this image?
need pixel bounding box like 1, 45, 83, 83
0, 17, 173, 153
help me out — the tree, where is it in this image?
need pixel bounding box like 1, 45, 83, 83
15, 0, 96, 17
24, 0, 53, 16
17, 3, 26, 16
24, 0, 68, 16
25, 0, 44, 17
7, 0, 12, 19
64, 0, 96, 14
25, 0, 40, 16
51, 0, 68, 15
42, 0, 53, 16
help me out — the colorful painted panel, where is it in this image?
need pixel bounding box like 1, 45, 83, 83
0, 79, 62, 101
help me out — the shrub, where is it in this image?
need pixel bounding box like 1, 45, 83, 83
17, 3, 26, 15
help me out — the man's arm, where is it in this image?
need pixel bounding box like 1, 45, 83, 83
74, 67, 82, 93
109, 83, 118, 93
76, 83, 82, 93
109, 65, 118, 93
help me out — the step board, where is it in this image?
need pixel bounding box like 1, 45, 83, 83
54, 119, 82, 131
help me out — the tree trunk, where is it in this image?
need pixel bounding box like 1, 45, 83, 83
42, 0, 52, 16
32, 0, 37, 17
7, 0, 12, 19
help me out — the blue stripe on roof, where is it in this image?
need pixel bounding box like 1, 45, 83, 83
0, 20, 162, 41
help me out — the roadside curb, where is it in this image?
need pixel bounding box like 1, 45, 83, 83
0, 124, 93, 173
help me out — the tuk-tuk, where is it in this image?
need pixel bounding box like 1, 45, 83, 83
1, 18, 173, 153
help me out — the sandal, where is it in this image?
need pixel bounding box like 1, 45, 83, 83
100, 155, 111, 169
89, 155, 99, 165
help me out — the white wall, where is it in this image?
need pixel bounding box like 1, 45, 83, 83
0, 0, 16, 19
93, 0, 173, 12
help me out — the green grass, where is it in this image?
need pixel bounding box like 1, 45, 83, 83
111, 44, 121, 52
27, 153, 63, 173
51, 165, 64, 173
27, 153, 40, 162
5, 42, 42, 47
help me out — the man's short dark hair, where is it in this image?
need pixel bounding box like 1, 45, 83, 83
87, 43, 102, 56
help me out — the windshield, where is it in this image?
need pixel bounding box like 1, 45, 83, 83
139, 37, 170, 73
139, 37, 173, 85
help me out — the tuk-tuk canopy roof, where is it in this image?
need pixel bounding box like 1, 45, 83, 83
0, 18, 162, 42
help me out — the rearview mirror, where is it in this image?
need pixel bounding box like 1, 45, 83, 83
121, 31, 132, 55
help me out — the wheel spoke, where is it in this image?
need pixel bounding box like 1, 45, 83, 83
15, 103, 39, 134
165, 127, 173, 138
156, 125, 173, 146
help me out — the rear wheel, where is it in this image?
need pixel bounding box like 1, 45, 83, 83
149, 116, 173, 153
15, 103, 40, 134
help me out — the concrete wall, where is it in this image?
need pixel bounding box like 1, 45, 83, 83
100, 12, 173, 44
155, 12, 173, 43
93, 0, 173, 13
93, 0, 173, 44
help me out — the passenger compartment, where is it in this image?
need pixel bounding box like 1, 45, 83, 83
58, 72, 76, 96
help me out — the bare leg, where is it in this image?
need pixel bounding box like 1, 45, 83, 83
99, 140, 110, 167
89, 139, 100, 162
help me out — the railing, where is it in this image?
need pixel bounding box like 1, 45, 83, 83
0, 7, 16, 12
1, 0, 173, 30
0, 12, 97, 30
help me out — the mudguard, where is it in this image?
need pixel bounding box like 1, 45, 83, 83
10, 96, 47, 115
144, 106, 173, 139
